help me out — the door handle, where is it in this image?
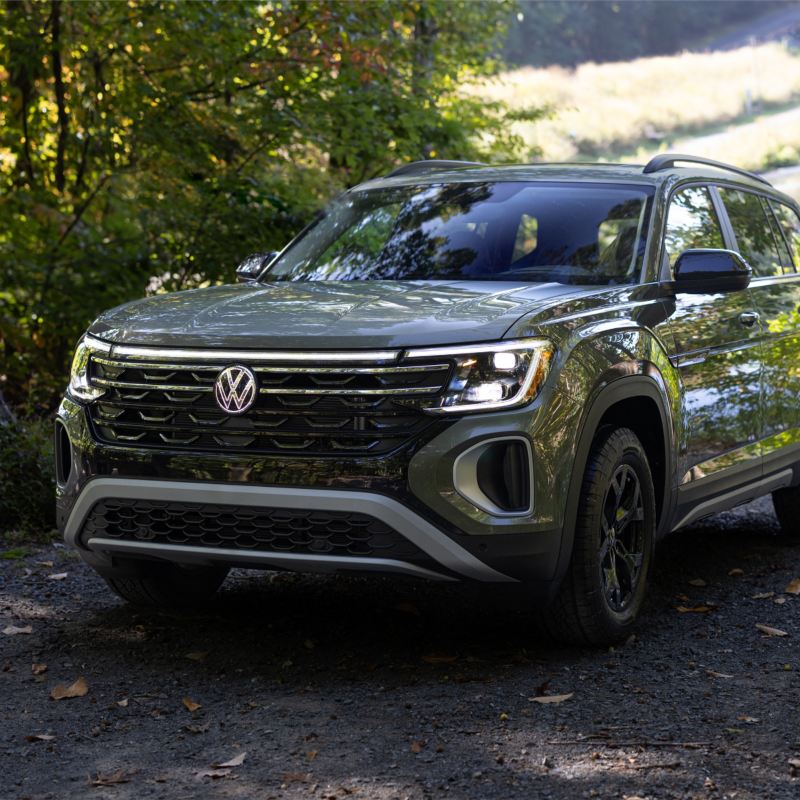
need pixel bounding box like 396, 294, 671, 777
738, 311, 760, 328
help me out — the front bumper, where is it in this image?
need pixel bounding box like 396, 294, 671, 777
56, 386, 582, 585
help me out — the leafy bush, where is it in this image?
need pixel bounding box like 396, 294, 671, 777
0, 417, 56, 537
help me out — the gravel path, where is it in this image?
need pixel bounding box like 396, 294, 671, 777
2, 496, 799, 799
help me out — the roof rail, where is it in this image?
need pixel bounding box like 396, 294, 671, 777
386, 159, 486, 178
642, 153, 772, 186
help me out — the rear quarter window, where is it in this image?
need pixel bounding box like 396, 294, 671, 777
770, 201, 800, 273
718, 188, 784, 278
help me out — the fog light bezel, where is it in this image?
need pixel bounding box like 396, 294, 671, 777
452, 436, 534, 517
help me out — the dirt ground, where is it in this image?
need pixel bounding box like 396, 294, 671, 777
1, 496, 799, 800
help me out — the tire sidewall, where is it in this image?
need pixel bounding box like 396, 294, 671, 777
580, 430, 657, 634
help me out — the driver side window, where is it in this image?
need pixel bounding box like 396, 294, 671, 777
664, 186, 724, 271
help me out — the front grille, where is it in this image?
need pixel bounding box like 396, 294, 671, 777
80, 498, 426, 561
86, 353, 452, 456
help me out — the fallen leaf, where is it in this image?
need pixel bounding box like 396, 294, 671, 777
184, 721, 211, 734
529, 693, 573, 704
35, 561, 54, 567
213, 752, 246, 769
186, 651, 209, 662
752, 592, 775, 600
737, 715, 759, 724
182, 696, 202, 712
196, 769, 230, 780
410, 740, 424, 753
89, 770, 129, 787
116, 698, 129, 707
50, 676, 89, 700
728, 568, 744, 577
706, 670, 734, 679
25, 734, 55, 742
421, 653, 458, 664
3, 625, 32, 635
755, 623, 789, 637
281, 772, 311, 784
676, 605, 712, 613
47, 572, 67, 581
31, 663, 47, 675
688, 578, 707, 587
785, 578, 800, 596
306, 749, 318, 761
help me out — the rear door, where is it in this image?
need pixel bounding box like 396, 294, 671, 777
662, 185, 763, 517
720, 189, 800, 474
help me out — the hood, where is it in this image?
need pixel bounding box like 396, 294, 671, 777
89, 280, 593, 349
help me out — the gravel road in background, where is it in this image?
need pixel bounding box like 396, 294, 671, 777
2, 496, 799, 799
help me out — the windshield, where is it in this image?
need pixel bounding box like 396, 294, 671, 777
263, 181, 654, 286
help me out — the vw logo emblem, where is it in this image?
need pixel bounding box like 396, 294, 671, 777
214, 365, 257, 414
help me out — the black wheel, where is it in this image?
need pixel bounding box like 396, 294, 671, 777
543, 427, 656, 646
771, 487, 800, 542
104, 562, 228, 608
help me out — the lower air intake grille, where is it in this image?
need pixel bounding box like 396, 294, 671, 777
80, 498, 425, 561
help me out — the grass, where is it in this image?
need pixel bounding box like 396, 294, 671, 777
477, 42, 800, 163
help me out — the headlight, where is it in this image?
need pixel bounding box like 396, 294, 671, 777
406, 338, 554, 414
68, 335, 111, 402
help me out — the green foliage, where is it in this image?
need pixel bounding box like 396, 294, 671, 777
1, 0, 539, 413
0, 418, 56, 536
505, 1, 785, 67
763, 144, 800, 171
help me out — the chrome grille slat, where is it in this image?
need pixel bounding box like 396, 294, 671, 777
94, 377, 214, 393
257, 385, 442, 397
94, 356, 448, 376
87, 351, 451, 457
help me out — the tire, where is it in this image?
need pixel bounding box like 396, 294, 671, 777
543, 427, 656, 646
771, 487, 800, 542
104, 562, 228, 608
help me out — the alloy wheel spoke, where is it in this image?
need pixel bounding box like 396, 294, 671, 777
600, 462, 645, 612
615, 541, 643, 581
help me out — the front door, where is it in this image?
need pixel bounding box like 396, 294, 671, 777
660, 185, 763, 515
719, 188, 800, 475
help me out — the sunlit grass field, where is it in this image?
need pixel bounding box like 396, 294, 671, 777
478, 43, 800, 166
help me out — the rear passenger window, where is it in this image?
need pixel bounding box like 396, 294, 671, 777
771, 201, 800, 272
718, 188, 783, 277
664, 186, 724, 269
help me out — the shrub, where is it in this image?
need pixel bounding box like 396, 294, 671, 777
0, 416, 56, 537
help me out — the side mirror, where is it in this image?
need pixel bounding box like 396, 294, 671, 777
236, 251, 278, 283
673, 249, 752, 294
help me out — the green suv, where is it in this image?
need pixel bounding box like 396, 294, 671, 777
56, 154, 800, 645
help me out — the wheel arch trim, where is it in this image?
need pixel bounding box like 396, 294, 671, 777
549, 373, 676, 597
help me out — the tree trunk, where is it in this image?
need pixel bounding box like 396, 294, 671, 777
51, 0, 69, 193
